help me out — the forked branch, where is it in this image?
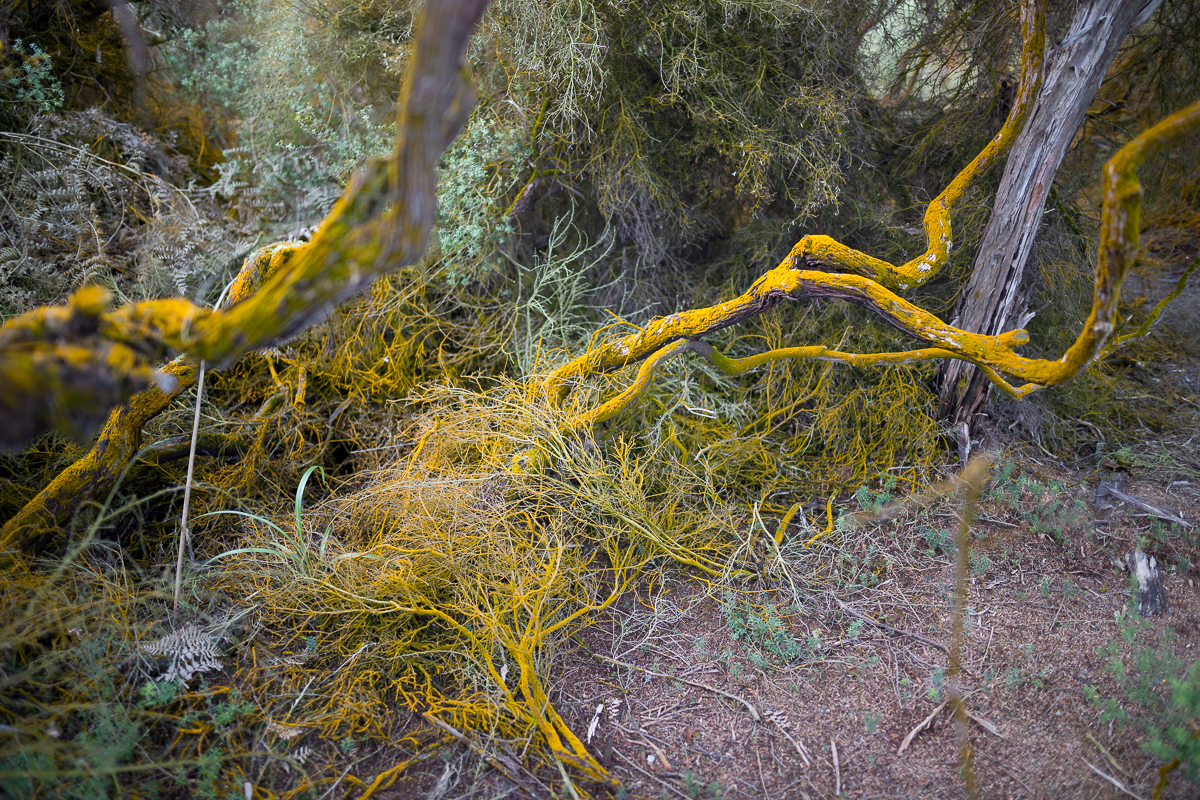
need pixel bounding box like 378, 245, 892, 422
547, 95, 1200, 427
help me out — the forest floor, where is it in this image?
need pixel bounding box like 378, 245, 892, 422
563, 473, 1200, 800
365, 449, 1200, 800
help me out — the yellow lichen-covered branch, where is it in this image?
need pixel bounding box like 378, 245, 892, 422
788, 0, 1044, 291
0, 242, 305, 552
549, 98, 1200, 426
0, 0, 1041, 456
0, 0, 486, 549
0, 0, 487, 453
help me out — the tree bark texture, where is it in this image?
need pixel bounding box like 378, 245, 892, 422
938, 0, 1163, 425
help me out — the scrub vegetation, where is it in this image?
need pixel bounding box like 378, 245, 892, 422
1, 0, 1199, 797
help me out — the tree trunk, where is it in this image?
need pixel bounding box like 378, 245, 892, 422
938, 0, 1162, 427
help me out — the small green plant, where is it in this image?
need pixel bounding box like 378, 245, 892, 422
854, 475, 896, 514
683, 771, 724, 799
1039, 576, 1053, 598
434, 114, 525, 286
922, 525, 953, 555
986, 460, 1019, 501
139, 678, 183, 708
721, 592, 807, 665
1092, 613, 1200, 790
864, 711, 881, 734
721, 591, 748, 641
3, 40, 65, 113
929, 667, 945, 700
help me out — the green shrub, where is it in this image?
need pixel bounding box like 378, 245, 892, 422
1090, 611, 1200, 790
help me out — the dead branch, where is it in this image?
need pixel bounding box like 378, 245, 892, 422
544, 95, 1200, 426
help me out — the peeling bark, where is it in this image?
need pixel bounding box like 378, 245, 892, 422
938, 0, 1164, 426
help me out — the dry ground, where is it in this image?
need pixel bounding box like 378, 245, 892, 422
558, 471, 1199, 800
373, 460, 1200, 800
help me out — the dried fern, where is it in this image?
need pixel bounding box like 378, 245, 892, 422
141, 624, 223, 684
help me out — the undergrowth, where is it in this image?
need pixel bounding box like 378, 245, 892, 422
3, 0, 1200, 797
1088, 608, 1200, 794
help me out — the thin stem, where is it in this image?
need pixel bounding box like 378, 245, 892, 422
174, 359, 205, 611
949, 457, 989, 800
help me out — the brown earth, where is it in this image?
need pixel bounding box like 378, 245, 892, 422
370, 460, 1200, 800
553, 471, 1199, 800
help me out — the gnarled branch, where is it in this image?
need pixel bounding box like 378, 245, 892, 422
548, 96, 1200, 427
0, 0, 487, 452
0, 0, 488, 550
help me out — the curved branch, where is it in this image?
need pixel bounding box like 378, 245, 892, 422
0, 0, 488, 452
567, 339, 1038, 431
0, 244, 304, 551
787, 0, 1044, 290
549, 97, 1200, 420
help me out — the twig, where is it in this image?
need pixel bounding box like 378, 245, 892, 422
1084, 760, 1147, 800
421, 713, 544, 797
949, 457, 987, 800
834, 597, 949, 654
1047, 596, 1066, 633
174, 359, 205, 612
766, 712, 812, 767
1100, 485, 1192, 528
965, 711, 1004, 738
611, 747, 691, 800
756, 750, 770, 799
593, 654, 761, 721
1085, 731, 1130, 777
830, 738, 841, 796
898, 701, 948, 754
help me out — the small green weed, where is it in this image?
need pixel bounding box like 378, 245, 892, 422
986, 460, 1019, 501
922, 525, 953, 555
1090, 611, 1200, 790
929, 667, 945, 701
720, 592, 808, 665
683, 770, 723, 798
854, 475, 897, 515
3, 40, 65, 113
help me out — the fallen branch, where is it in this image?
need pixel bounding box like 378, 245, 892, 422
1084, 759, 1147, 800
896, 698, 1001, 755
1100, 485, 1192, 528
834, 597, 949, 655
897, 701, 948, 755
592, 653, 761, 722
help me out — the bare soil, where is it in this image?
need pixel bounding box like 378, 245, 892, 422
554, 471, 1200, 800
364, 462, 1200, 800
